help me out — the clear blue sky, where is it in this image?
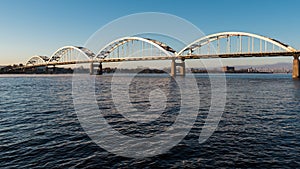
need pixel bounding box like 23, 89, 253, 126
1, 0, 300, 65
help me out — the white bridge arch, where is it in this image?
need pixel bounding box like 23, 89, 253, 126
25, 55, 49, 66
95, 37, 177, 60
48, 46, 95, 63
177, 32, 297, 56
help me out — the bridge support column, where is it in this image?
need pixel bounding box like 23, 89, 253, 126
170, 58, 185, 77
171, 58, 176, 77
293, 55, 300, 79
179, 60, 185, 76
90, 63, 94, 75
97, 62, 103, 75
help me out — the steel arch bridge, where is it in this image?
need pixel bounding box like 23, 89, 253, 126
26, 55, 49, 66
20, 32, 300, 78
94, 36, 177, 61
178, 32, 296, 55
48, 46, 95, 63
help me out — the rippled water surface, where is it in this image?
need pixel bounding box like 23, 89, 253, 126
0, 74, 299, 168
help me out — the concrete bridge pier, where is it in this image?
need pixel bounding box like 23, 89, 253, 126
90, 63, 94, 75
90, 62, 103, 75
293, 55, 300, 79
96, 62, 103, 75
171, 58, 185, 77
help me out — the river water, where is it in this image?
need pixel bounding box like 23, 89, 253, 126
0, 74, 299, 168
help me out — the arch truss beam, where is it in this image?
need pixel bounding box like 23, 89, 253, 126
95, 37, 176, 60
177, 32, 296, 56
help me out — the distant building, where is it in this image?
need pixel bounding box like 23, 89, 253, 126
222, 66, 235, 72
247, 67, 258, 73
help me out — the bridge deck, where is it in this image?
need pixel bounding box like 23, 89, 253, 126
19, 51, 300, 69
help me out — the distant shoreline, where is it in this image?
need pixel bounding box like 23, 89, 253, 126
192, 71, 274, 74
0, 72, 291, 76
0, 65, 291, 75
